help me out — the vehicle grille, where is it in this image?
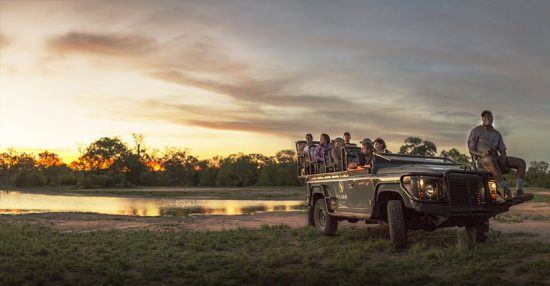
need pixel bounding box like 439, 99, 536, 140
446, 173, 487, 211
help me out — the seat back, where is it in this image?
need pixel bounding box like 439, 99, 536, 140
303, 145, 319, 175
295, 140, 306, 153
295, 141, 306, 176
323, 148, 336, 173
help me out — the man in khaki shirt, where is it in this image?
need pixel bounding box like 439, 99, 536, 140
468, 110, 532, 201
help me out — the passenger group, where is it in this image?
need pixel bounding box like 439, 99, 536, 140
298, 132, 391, 173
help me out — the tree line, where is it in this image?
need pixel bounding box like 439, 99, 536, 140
1, 135, 549, 189
0, 135, 299, 189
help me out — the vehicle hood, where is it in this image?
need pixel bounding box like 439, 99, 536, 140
376, 164, 463, 175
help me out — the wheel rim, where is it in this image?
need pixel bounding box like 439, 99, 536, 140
318, 207, 327, 229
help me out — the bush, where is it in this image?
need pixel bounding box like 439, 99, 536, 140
13, 171, 46, 187
78, 173, 130, 189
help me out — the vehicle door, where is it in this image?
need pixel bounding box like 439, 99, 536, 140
346, 176, 375, 212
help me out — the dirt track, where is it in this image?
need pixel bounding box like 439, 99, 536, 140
2, 202, 549, 240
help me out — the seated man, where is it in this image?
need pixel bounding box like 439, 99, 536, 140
343, 131, 357, 147
331, 137, 345, 171
302, 133, 316, 154
468, 110, 532, 201
348, 139, 375, 171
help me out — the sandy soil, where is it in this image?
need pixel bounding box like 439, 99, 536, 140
2, 202, 549, 240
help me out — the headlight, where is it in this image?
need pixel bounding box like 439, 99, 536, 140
401, 176, 440, 200
424, 183, 437, 199
488, 180, 497, 201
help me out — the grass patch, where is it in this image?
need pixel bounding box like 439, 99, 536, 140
532, 194, 550, 203
524, 188, 550, 194
1, 222, 549, 285
524, 188, 550, 203
494, 213, 550, 223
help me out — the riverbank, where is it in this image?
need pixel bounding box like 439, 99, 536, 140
8, 186, 304, 200
8, 186, 550, 203
1, 201, 548, 234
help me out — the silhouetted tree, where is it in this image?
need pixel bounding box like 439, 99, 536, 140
257, 150, 300, 186
526, 161, 550, 188
124, 134, 149, 185
36, 151, 63, 169
399, 137, 437, 156
216, 154, 262, 187
440, 148, 471, 167
160, 149, 198, 186
0, 149, 18, 189
196, 156, 221, 186
78, 137, 129, 173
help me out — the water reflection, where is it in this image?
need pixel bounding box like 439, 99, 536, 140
0, 191, 304, 217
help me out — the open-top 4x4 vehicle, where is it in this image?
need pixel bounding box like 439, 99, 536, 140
296, 143, 526, 248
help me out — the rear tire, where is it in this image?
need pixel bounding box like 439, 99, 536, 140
387, 200, 407, 249
314, 198, 338, 236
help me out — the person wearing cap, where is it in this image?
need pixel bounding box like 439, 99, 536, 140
331, 137, 345, 171
348, 139, 376, 170
468, 110, 532, 201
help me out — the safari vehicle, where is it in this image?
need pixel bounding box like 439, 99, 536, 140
296, 144, 525, 248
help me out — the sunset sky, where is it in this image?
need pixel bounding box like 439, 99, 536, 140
1, 0, 549, 163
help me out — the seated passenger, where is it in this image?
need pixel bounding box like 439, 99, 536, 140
302, 133, 316, 154
331, 137, 345, 171
348, 139, 375, 170
314, 133, 333, 162
374, 137, 392, 154
343, 131, 356, 147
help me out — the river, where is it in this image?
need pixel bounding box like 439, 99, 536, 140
0, 191, 304, 217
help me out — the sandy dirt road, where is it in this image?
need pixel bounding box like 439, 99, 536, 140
2, 202, 549, 241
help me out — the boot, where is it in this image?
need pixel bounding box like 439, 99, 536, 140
513, 189, 534, 202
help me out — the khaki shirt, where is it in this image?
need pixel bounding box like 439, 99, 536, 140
467, 125, 506, 155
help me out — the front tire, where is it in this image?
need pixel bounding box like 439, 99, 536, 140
314, 198, 338, 236
387, 200, 407, 249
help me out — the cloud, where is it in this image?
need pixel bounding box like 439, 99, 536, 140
47, 32, 156, 56
149, 68, 355, 109
32, 1, 550, 161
